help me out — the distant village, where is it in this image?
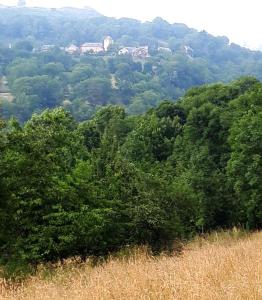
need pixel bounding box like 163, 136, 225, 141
11, 0, 194, 60
12, 1, 192, 60
30, 36, 187, 59
4, 34, 195, 60
32, 36, 152, 59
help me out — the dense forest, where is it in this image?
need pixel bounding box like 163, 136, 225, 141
1, 6, 262, 122
1, 77, 262, 276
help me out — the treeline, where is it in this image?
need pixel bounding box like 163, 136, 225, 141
0, 77, 261, 276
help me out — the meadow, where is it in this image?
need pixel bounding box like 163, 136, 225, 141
1, 230, 261, 300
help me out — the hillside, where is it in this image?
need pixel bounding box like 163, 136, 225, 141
1, 6, 262, 122
1, 230, 261, 299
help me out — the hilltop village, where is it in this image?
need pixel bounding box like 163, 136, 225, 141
31, 36, 195, 60
32, 36, 153, 59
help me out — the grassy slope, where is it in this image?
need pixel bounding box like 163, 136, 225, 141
1, 230, 262, 300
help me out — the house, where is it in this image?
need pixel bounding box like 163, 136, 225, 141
118, 47, 129, 55
103, 36, 114, 51
118, 47, 136, 55
132, 46, 150, 59
33, 44, 56, 53
118, 46, 150, 58
39, 45, 56, 52
65, 44, 79, 54
80, 43, 104, 54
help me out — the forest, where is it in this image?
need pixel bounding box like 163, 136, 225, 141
1, 6, 262, 122
1, 77, 262, 276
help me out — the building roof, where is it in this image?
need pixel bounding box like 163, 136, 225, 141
81, 43, 103, 47
158, 47, 172, 52
66, 44, 78, 49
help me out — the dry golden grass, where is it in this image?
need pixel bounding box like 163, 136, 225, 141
1, 230, 262, 300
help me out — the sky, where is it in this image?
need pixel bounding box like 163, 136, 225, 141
0, 0, 261, 50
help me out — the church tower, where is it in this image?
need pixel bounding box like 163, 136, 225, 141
103, 36, 114, 51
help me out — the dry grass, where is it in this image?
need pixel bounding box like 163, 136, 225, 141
1, 230, 262, 300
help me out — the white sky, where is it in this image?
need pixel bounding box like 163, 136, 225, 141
1, 0, 261, 50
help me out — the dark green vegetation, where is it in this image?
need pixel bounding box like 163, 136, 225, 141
0, 77, 262, 276
1, 6, 262, 122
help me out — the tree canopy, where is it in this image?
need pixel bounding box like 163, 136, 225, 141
1, 77, 262, 277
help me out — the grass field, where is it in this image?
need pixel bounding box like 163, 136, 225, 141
1, 230, 261, 300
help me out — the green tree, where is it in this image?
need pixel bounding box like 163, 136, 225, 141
13, 76, 63, 107
69, 64, 94, 84
42, 62, 65, 78
0, 109, 84, 270
227, 111, 262, 228
73, 77, 112, 105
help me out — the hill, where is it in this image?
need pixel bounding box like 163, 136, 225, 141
1, 230, 261, 299
1, 6, 262, 121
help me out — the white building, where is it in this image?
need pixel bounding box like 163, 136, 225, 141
65, 44, 79, 54
132, 46, 150, 58
118, 46, 150, 58
40, 45, 56, 52
118, 47, 135, 55
80, 43, 104, 54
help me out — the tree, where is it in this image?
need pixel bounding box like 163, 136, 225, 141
42, 62, 65, 77
115, 63, 133, 81
73, 77, 112, 105
14, 41, 33, 52
12, 75, 63, 110
0, 109, 85, 270
70, 64, 94, 84
127, 90, 162, 115
0, 117, 9, 251
6, 58, 39, 86
227, 111, 262, 228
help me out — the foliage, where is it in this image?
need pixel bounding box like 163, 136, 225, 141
1, 78, 262, 277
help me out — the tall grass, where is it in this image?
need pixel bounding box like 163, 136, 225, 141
1, 229, 261, 300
